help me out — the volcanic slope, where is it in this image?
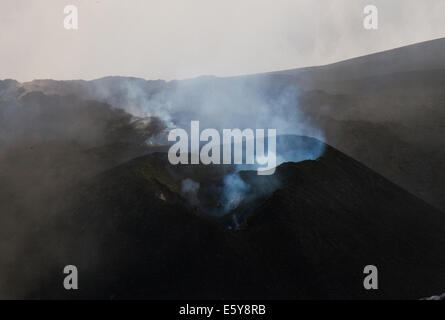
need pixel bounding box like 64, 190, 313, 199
19, 137, 445, 300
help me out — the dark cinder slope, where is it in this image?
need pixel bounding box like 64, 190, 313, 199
268, 37, 445, 85
271, 38, 445, 211
16, 138, 445, 300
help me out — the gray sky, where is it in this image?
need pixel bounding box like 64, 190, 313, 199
1, 0, 445, 82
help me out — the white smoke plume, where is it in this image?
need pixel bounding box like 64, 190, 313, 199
181, 178, 200, 206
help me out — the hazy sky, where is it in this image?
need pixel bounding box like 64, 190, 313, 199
1, 0, 445, 82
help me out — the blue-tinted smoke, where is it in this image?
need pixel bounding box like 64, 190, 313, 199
222, 172, 251, 212
220, 135, 325, 214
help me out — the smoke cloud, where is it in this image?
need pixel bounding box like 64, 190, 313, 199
181, 178, 200, 206
0, 82, 167, 298
222, 172, 251, 212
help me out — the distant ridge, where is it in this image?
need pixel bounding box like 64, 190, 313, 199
268, 37, 445, 83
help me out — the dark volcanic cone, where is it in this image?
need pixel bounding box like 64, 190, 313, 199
8, 136, 445, 300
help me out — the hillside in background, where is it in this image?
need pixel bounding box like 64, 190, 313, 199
3, 38, 445, 211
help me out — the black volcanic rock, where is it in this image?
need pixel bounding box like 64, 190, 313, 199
12, 138, 445, 300
239, 145, 445, 299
